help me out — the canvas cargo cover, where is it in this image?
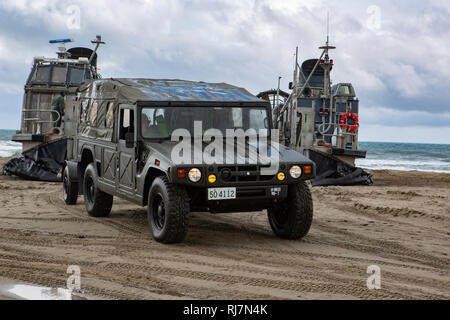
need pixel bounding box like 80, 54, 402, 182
78, 78, 263, 104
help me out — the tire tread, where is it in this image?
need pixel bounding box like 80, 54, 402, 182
83, 163, 113, 217
268, 181, 313, 240
148, 175, 190, 244
63, 166, 78, 205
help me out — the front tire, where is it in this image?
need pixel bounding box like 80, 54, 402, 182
63, 165, 78, 205
147, 176, 190, 244
83, 163, 113, 217
268, 181, 313, 239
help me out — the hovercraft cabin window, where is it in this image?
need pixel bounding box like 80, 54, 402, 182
338, 85, 351, 95
69, 67, 92, 85
31, 66, 51, 83
51, 66, 67, 83
69, 68, 85, 85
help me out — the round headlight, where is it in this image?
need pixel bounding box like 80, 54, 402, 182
188, 168, 202, 182
289, 165, 302, 178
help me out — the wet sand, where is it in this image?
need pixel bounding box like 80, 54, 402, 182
0, 157, 448, 300
0, 277, 90, 300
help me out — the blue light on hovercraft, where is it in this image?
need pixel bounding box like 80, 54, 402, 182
49, 38, 74, 44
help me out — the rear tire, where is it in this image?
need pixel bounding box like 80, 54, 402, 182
63, 165, 78, 205
268, 181, 313, 239
83, 163, 113, 217
147, 176, 190, 244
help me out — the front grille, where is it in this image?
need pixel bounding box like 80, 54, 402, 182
217, 165, 275, 183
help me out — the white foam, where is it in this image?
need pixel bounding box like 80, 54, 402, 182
0, 140, 22, 157
356, 158, 450, 173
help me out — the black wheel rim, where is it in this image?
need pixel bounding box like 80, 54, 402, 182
151, 193, 165, 230
85, 175, 95, 204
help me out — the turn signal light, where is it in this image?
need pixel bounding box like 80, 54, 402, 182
177, 169, 186, 178
277, 172, 286, 181
304, 166, 312, 174
208, 174, 217, 184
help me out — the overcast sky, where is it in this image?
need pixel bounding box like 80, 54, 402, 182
0, 0, 449, 143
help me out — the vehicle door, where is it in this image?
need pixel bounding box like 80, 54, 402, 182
116, 104, 136, 196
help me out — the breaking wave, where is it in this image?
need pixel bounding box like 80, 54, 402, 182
356, 142, 450, 173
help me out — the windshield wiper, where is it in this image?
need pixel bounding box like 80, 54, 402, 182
145, 136, 172, 143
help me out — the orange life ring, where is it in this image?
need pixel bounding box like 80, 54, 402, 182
340, 113, 359, 132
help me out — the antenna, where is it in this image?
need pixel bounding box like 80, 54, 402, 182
318, 12, 335, 99
294, 46, 299, 86
327, 11, 329, 45
319, 11, 336, 52
89, 35, 106, 64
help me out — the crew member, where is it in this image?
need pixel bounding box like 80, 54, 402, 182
51, 92, 65, 127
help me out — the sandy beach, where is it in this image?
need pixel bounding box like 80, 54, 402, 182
0, 156, 448, 300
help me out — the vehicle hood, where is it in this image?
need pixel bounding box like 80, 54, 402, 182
143, 139, 312, 165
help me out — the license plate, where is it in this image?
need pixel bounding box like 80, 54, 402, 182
208, 187, 236, 200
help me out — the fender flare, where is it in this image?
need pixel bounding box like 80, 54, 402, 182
142, 166, 168, 206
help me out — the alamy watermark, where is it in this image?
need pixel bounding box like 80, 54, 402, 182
366, 5, 381, 31
366, 265, 381, 290
66, 5, 81, 30
67, 265, 81, 290
170, 121, 280, 175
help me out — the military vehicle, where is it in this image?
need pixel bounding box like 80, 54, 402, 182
258, 40, 372, 186
63, 78, 316, 243
3, 36, 105, 181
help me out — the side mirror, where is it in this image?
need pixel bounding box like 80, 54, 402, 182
125, 132, 134, 148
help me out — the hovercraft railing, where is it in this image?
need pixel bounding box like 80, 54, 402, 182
22, 109, 61, 135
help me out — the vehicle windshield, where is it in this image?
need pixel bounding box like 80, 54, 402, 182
141, 106, 269, 139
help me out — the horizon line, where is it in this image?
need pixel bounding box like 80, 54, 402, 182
0, 128, 448, 146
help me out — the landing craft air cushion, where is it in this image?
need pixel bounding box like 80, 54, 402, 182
258, 39, 373, 186
3, 36, 105, 181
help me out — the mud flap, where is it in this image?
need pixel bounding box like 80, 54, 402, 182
309, 149, 373, 186
2, 138, 67, 182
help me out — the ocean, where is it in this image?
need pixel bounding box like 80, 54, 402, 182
0, 129, 448, 173
356, 141, 450, 173
0, 129, 21, 158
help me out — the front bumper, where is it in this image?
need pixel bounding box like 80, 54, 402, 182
189, 184, 289, 213
170, 163, 316, 188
